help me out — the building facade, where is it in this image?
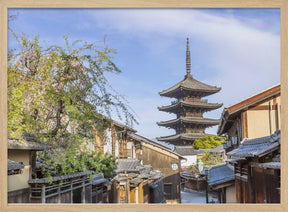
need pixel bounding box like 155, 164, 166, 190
128, 134, 185, 204
227, 131, 280, 203
218, 84, 280, 147
157, 38, 222, 146
217, 84, 281, 204
8, 137, 49, 203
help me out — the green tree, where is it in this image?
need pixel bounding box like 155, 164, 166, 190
8, 32, 136, 178
192, 135, 226, 150
200, 152, 224, 166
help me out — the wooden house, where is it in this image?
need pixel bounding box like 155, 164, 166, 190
128, 133, 185, 204
217, 84, 280, 148
7, 136, 50, 203
226, 130, 280, 203
111, 158, 165, 204
93, 118, 185, 203
93, 119, 137, 159
217, 84, 281, 204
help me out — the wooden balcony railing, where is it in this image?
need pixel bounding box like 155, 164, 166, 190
119, 149, 132, 158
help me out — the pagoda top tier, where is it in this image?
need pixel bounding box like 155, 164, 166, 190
159, 38, 221, 98
159, 75, 221, 98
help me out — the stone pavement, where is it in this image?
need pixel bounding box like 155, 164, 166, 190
181, 188, 218, 204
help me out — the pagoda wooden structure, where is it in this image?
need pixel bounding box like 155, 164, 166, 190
157, 38, 222, 146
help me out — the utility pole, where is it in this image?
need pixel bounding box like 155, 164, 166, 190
205, 169, 209, 204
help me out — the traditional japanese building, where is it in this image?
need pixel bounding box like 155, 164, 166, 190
157, 38, 222, 146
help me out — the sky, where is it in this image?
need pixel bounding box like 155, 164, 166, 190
8, 9, 280, 140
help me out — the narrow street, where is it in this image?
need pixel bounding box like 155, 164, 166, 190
181, 188, 218, 204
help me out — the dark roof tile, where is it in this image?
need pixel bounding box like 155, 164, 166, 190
227, 130, 280, 158
8, 160, 25, 171
208, 164, 235, 187
8, 139, 50, 151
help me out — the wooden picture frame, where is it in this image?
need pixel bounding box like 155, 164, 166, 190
0, 0, 287, 211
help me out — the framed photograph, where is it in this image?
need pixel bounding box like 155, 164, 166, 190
1, 0, 287, 212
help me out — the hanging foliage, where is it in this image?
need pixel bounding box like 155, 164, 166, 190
8, 32, 136, 178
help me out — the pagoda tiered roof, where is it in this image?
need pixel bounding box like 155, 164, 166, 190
157, 133, 205, 142
158, 100, 222, 113
157, 117, 220, 128
157, 38, 222, 146
159, 74, 221, 98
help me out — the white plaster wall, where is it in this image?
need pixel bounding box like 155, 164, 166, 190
226, 185, 236, 203
181, 155, 197, 168
115, 136, 119, 157
8, 150, 30, 192
103, 129, 112, 154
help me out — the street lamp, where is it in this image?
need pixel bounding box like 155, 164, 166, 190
198, 159, 204, 173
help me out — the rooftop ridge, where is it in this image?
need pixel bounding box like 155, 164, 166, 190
226, 83, 280, 109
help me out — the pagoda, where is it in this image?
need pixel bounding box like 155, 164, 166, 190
157, 38, 222, 146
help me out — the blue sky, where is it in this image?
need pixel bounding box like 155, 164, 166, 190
8, 9, 280, 139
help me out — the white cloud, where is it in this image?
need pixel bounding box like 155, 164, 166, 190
87, 9, 280, 138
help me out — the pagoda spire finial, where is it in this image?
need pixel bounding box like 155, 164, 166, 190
186, 37, 191, 76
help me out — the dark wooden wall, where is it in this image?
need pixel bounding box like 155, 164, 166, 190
235, 162, 280, 204
138, 145, 181, 203
8, 188, 29, 203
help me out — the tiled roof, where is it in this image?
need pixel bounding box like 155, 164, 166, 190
207, 144, 224, 153
8, 160, 25, 171
113, 167, 163, 184
158, 100, 223, 112
159, 74, 221, 97
92, 173, 109, 185
157, 133, 205, 142
157, 117, 220, 127
227, 130, 280, 158
137, 165, 152, 174
116, 158, 139, 172
28, 171, 93, 184
258, 162, 280, 169
128, 133, 185, 159
208, 164, 235, 187
175, 146, 209, 156
129, 133, 170, 150
8, 139, 50, 151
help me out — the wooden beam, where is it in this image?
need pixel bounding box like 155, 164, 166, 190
269, 101, 273, 134
249, 105, 277, 110
112, 128, 116, 157
277, 103, 281, 130
243, 111, 248, 138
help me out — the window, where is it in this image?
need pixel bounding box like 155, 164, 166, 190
164, 183, 172, 195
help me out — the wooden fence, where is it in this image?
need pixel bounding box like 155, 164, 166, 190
29, 172, 109, 204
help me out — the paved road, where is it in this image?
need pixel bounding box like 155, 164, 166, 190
181, 188, 218, 204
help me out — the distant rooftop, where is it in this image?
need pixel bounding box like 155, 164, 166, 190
175, 146, 209, 156
208, 164, 235, 187
227, 130, 280, 158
